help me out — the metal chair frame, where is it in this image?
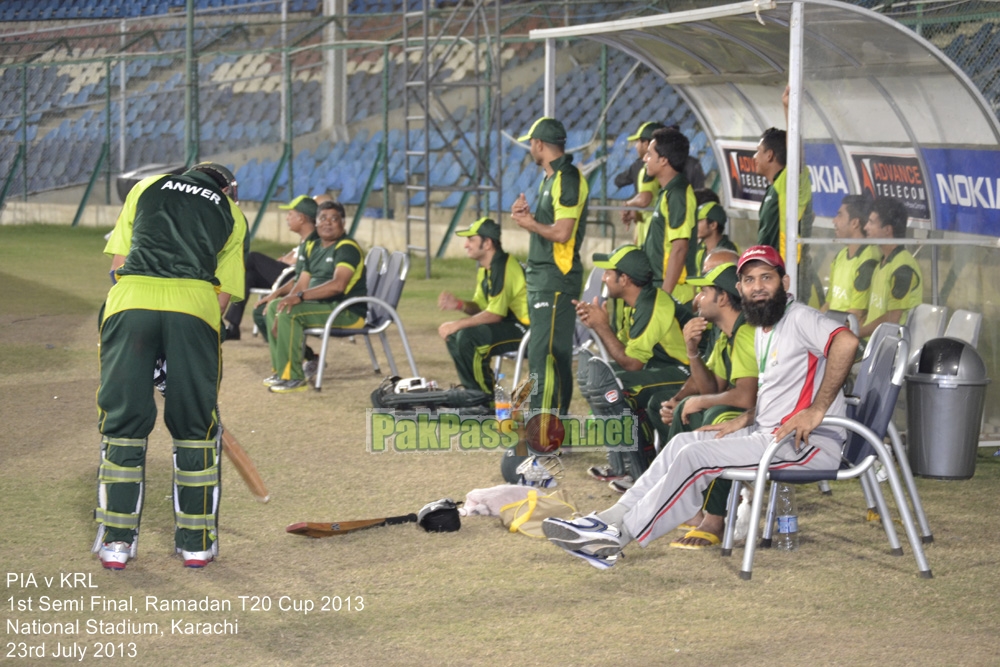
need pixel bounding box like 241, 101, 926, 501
718, 332, 932, 580
306, 250, 419, 389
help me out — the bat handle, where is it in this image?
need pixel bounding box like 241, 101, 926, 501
385, 514, 418, 525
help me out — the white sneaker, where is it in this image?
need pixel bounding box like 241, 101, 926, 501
262, 374, 283, 387
98, 541, 131, 570
542, 513, 627, 558
180, 549, 214, 568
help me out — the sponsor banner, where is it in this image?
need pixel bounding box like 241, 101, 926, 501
722, 142, 770, 207
804, 143, 850, 218
847, 148, 931, 222
721, 141, 848, 217
922, 147, 1000, 237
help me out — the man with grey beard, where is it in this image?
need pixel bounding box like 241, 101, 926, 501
542, 245, 858, 569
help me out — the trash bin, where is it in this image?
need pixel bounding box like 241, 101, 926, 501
906, 337, 990, 479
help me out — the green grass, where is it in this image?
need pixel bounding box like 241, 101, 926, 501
2, 224, 1000, 666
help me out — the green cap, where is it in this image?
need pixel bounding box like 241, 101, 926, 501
456, 217, 501, 241
687, 262, 740, 300
697, 201, 727, 227
627, 121, 665, 142
279, 195, 318, 219
517, 117, 567, 144
592, 245, 653, 283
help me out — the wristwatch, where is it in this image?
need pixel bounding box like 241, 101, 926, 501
296, 291, 305, 300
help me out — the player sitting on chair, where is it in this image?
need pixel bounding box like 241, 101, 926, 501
574, 246, 690, 490
261, 200, 367, 393
543, 245, 858, 569
859, 197, 923, 340
648, 256, 758, 549
437, 217, 529, 395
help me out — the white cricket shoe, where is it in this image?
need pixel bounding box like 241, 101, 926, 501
98, 541, 132, 571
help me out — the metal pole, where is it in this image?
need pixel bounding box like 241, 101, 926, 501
544, 38, 555, 117
185, 0, 194, 165
382, 44, 390, 218
285, 18, 294, 196
785, 2, 804, 296
119, 19, 126, 174
105, 58, 112, 204
20, 64, 27, 201
281, 0, 288, 143
600, 44, 608, 222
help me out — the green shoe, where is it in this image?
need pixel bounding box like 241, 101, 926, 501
269, 379, 310, 393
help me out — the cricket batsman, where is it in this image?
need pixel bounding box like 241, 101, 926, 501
94, 162, 246, 570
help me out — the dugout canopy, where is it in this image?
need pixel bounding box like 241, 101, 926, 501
530, 0, 1000, 295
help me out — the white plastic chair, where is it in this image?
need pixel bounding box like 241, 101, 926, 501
943, 308, 982, 348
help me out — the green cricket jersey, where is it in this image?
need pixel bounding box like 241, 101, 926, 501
472, 250, 530, 325
866, 246, 922, 327
617, 283, 690, 369
826, 244, 880, 313
526, 153, 588, 294
757, 166, 814, 261
704, 313, 757, 384
632, 165, 661, 247
300, 234, 367, 318
643, 172, 696, 301
104, 171, 247, 329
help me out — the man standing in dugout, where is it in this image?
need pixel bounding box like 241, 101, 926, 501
438, 217, 529, 395
96, 162, 247, 570
511, 117, 588, 421
641, 126, 698, 304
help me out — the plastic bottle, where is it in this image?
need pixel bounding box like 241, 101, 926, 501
773, 483, 799, 551
494, 374, 512, 421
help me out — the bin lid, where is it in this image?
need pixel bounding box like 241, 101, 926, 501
906, 337, 989, 385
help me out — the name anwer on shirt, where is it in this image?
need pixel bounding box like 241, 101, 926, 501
161, 179, 223, 205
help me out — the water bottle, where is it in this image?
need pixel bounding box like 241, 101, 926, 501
773, 483, 799, 551
494, 374, 512, 421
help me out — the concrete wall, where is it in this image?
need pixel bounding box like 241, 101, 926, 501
0, 199, 617, 263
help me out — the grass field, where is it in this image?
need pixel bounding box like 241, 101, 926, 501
2, 224, 999, 666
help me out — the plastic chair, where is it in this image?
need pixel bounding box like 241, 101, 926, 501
825, 309, 860, 336
309, 251, 419, 389
719, 331, 932, 580
904, 303, 948, 361
943, 308, 982, 348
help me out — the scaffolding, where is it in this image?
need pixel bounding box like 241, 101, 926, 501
401, 0, 502, 278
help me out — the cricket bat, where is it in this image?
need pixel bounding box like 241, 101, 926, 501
286, 514, 418, 538
221, 428, 270, 503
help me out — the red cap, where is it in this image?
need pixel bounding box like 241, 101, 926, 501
737, 245, 785, 273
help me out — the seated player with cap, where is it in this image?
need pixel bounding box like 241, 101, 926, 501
223, 194, 330, 341
252, 195, 321, 338
437, 217, 529, 395
545, 245, 858, 569
693, 188, 739, 272
573, 245, 690, 488
648, 257, 758, 549
260, 199, 367, 393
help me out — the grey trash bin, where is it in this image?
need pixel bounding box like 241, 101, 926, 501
906, 337, 990, 479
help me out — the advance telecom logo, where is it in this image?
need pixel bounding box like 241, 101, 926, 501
852, 152, 930, 220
